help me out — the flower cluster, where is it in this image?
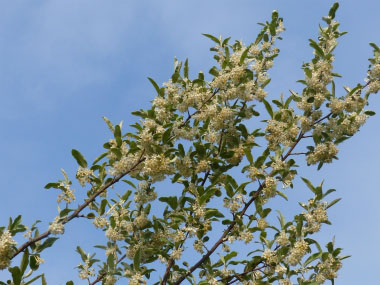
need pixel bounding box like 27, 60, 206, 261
302, 201, 329, 234
78, 258, 96, 280
56, 169, 76, 204
315, 254, 342, 282
223, 193, 246, 213
306, 142, 338, 165
76, 167, 94, 187
142, 154, 175, 182
263, 176, 278, 198
286, 239, 309, 266
134, 181, 157, 205
0, 231, 17, 269
109, 152, 142, 177
265, 120, 299, 150
366, 53, 380, 94
276, 230, 290, 246
48, 216, 65, 235
127, 272, 146, 285
262, 248, 278, 265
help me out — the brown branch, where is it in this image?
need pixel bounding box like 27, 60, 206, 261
12, 152, 146, 259
313, 112, 332, 126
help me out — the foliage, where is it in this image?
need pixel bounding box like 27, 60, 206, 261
1, 3, 379, 285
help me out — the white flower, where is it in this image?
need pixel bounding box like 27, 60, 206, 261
76, 167, 94, 187
49, 217, 65, 235
0, 230, 17, 269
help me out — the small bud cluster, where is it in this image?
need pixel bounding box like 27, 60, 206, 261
303, 201, 329, 234
142, 154, 176, 182
57, 169, 76, 204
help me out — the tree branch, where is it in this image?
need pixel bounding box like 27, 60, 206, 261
12, 152, 146, 259
173, 128, 307, 284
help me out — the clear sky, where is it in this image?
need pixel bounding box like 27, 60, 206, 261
0, 1, 379, 284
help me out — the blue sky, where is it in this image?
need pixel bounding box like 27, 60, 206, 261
0, 0, 379, 284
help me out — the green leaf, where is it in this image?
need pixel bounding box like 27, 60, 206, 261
41, 274, 47, 285
301, 177, 316, 194
72, 149, 87, 168
114, 125, 122, 147
370, 42, 380, 53
205, 209, 224, 219
147, 77, 161, 96
76, 246, 87, 262
327, 198, 341, 209
123, 179, 136, 189
159, 196, 178, 210
9, 266, 22, 285
364, 110, 376, 116
20, 248, 29, 275
37, 237, 59, 253
107, 253, 115, 270
66, 282, 74, 285
44, 182, 60, 189
240, 48, 249, 64
24, 274, 43, 285
199, 188, 218, 205
244, 148, 253, 165
92, 152, 108, 165
29, 255, 39, 271
304, 68, 312, 78
134, 248, 141, 270
209, 66, 219, 77
276, 210, 286, 229
99, 199, 108, 216
178, 144, 185, 157
262, 99, 273, 118
162, 128, 172, 144
309, 39, 324, 57
202, 33, 220, 44
224, 252, 238, 263
261, 78, 271, 88
178, 57, 186, 78
304, 252, 322, 266
328, 2, 339, 19
60, 208, 73, 218
225, 183, 234, 198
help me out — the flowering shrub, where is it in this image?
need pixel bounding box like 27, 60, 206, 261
1, 3, 379, 284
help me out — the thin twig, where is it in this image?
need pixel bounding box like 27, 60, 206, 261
288, 152, 307, 156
